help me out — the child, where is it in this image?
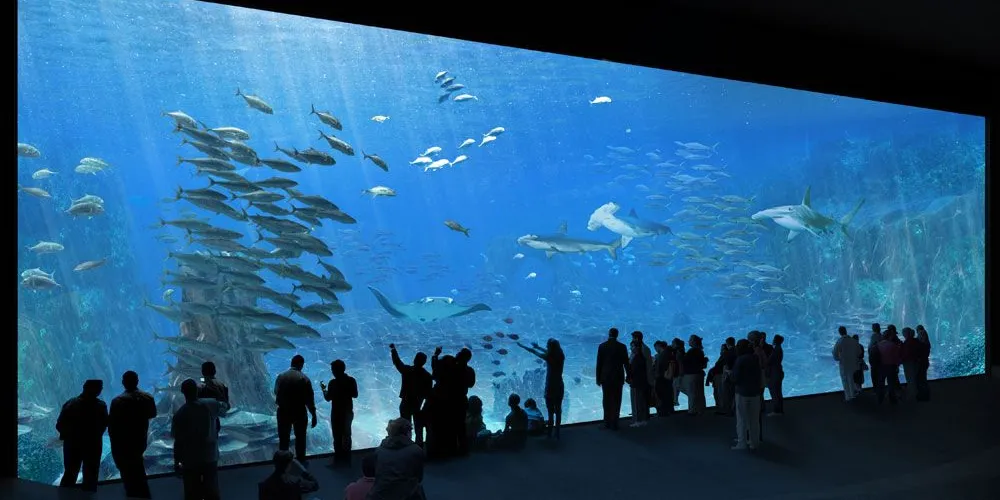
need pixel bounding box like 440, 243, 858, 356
492, 393, 528, 450
466, 396, 491, 450
343, 453, 376, 500
523, 398, 546, 436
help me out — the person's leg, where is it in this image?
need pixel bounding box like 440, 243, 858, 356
293, 413, 308, 462
734, 396, 748, 449
182, 467, 201, 500
839, 366, 852, 400
345, 411, 354, 462
131, 449, 152, 499
748, 396, 762, 449
414, 407, 426, 446
610, 384, 623, 429
773, 373, 784, 414
331, 413, 344, 463
60, 442, 82, 488
276, 408, 292, 451
601, 385, 612, 428
202, 463, 220, 500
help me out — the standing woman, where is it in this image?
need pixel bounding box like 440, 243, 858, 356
516, 338, 566, 439
628, 339, 652, 427
915, 325, 932, 401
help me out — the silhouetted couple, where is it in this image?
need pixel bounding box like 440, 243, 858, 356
416, 346, 476, 459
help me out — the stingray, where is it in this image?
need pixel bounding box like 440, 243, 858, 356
368, 285, 492, 322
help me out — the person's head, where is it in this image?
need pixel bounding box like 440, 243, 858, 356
272, 450, 294, 474
902, 327, 915, 339
413, 352, 427, 367
122, 371, 139, 391
916, 328, 929, 344
82, 379, 103, 398
887, 324, 897, 333
672, 338, 685, 350
201, 361, 216, 378
331, 359, 346, 376
629, 339, 640, 353
361, 453, 376, 478
689, 335, 702, 348
759, 331, 768, 342
180, 378, 199, 402
852, 334, 859, 341
508, 393, 521, 408
747, 330, 760, 343
653, 340, 666, 353
524, 398, 537, 409
632, 331, 643, 342
838, 326, 847, 336
456, 348, 472, 364
735, 339, 751, 356
773, 334, 784, 346
608, 327, 619, 339
719, 343, 728, 354
386, 417, 412, 439
872, 323, 881, 334
870, 332, 881, 347
468, 395, 483, 415
916, 324, 926, 334
291, 355, 305, 370
547, 338, 562, 356
725, 337, 736, 347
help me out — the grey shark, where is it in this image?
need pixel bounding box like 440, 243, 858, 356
587, 202, 672, 248
368, 285, 491, 323
517, 223, 622, 259
751, 186, 865, 242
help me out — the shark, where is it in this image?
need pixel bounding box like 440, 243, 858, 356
751, 186, 865, 242
516, 222, 622, 259
586, 202, 672, 248
368, 286, 491, 323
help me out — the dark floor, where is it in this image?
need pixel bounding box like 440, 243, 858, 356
5, 373, 999, 500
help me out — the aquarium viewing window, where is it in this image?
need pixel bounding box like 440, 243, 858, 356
16, 0, 986, 484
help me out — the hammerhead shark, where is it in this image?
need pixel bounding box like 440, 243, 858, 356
751, 186, 865, 242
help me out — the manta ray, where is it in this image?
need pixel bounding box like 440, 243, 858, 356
368, 286, 492, 323
751, 186, 865, 242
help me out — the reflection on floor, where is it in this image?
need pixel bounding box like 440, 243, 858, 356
6, 374, 999, 500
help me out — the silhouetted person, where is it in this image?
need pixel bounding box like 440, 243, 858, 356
516, 338, 565, 439
901, 327, 920, 400
426, 347, 456, 459
652, 341, 675, 417
274, 355, 318, 463
258, 449, 319, 500
684, 334, 709, 414
596, 327, 630, 430
172, 378, 228, 500
730, 340, 761, 451
108, 370, 156, 498
320, 359, 357, 467
915, 325, 932, 401
390, 344, 432, 447
453, 348, 476, 456
877, 329, 902, 405
767, 335, 785, 415
57, 379, 108, 492
628, 338, 652, 427
369, 418, 426, 500
197, 361, 229, 433
833, 326, 861, 401
869, 323, 884, 398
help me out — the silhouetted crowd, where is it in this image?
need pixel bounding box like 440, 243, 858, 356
52, 323, 932, 499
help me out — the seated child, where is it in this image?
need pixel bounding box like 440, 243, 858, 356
523, 398, 546, 436
343, 453, 376, 500
491, 393, 528, 450
466, 395, 492, 450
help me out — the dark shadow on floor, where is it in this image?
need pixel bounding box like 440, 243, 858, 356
5, 375, 998, 500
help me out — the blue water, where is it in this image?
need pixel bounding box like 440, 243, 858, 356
16, 0, 987, 484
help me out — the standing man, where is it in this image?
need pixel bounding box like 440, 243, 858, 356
320, 359, 358, 467
197, 361, 230, 432
595, 327, 630, 430
56, 379, 108, 492
453, 348, 476, 456
833, 326, 862, 401
172, 378, 228, 500
766, 335, 785, 416
274, 355, 318, 464
108, 371, 157, 498
389, 344, 432, 447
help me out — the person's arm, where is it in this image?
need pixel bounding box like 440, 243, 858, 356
273, 375, 280, 397
466, 367, 476, 389
595, 345, 604, 384
55, 401, 70, 439
322, 380, 332, 402
516, 342, 546, 360
97, 402, 109, 435
106, 401, 117, 439
832, 339, 841, 361
144, 394, 158, 420
391, 346, 406, 373
350, 378, 358, 399
620, 345, 631, 381
306, 378, 317, 427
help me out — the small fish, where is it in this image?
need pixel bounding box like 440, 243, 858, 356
524, 272, 537, 279
73, 259, 107, 272
479, 135, 496, 147
482, 343, 493, 350
491, 360, 501, 366
31, 169, 57, 180
362, 152, 389, 172
434, 70, 448, 82
495, 332, 505, 338
449, 155, 468, 167
503, 317, 513, 324
235, 88, 274, 114
18, 185, 51, 199
370, 115, 389, 123
513, 253, 524, 260
492, 371, 506, 378
458, 138, 475, 149
424, 159, 450, 172
421, 146, 442, 157
496, 349, 509, 355
17, 143, 41, 158
163, 289, 175, 302
453, 94, 478, 102
589, 96, 612, 105
362, 186, 396, 198
482, 335, 493, 342
444, 220, 470, 237
484, 127, 505, 137
508, 334, 520, 340
409, 156, 433, 166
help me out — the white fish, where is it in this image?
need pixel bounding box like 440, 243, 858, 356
434, 70, 448, 81
484, 127, 505, 137
570, 290, 582, 297
450, 155, 468, 167
421, 146, 442, 157
589, 96, 612, 105
371, 115, 390, 123
513, 253, 524, 260
163, 289, 175, 302
162, 110, 198, 128
17, 143, 41, 158
525, 272, 537, 280
423, 159, 450, 172
453, 94, 479, 102
458, 138, 475, 149
32, 169, 57, 180
363, 185, 397, 198
409, 156, 433, 166
479, 135, 496, 147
